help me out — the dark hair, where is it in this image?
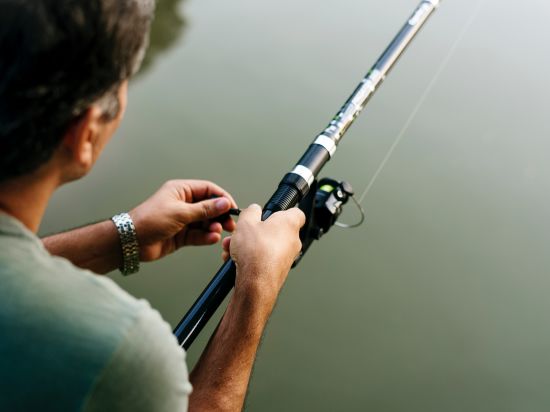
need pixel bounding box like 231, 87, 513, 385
0, 0, 155, 181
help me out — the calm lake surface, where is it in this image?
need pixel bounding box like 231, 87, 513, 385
41, 0, 550, 410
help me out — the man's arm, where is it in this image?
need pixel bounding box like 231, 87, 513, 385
188, 205, 305, 411
42, 180, 237, 274
189, 290, 273, 411
43, 221, 123, 274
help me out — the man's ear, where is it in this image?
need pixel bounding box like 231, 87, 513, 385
62, 105, 104, 175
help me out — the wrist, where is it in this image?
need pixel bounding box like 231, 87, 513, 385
232, 267, 281, 320
223, 293, 271, 342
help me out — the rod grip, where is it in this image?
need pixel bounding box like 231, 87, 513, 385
264, 179, 304, 214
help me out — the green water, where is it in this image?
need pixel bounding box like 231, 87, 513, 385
40, 0, 550, 410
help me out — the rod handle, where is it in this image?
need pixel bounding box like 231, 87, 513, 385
264, 183, 301, 215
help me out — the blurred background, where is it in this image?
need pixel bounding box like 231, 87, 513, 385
40, 0, 550, 411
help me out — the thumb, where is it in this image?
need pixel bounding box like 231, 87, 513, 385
238, 204, 263, 223
183, 197, 231, 223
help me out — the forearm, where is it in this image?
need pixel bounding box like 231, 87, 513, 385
189, 286, 275, 412
42, 220, 122, 274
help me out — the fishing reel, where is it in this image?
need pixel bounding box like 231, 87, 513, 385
294, 177, 364, 266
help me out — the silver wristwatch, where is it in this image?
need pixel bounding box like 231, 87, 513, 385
111, 212, 140, 276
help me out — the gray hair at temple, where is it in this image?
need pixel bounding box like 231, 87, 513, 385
0, 0, 156, 181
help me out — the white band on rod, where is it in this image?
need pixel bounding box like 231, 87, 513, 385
313, 135, 337, 158
290, 165, 315, 187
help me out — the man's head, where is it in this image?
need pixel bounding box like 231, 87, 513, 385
0, 0, 155, 184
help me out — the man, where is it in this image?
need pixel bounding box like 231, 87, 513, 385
0, 0, 304, 411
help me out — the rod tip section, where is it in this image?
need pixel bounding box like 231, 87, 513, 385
427, 0, 441, 7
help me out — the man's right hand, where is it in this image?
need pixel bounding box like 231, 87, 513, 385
222, 204, 305, 308
190, 204, 305, 411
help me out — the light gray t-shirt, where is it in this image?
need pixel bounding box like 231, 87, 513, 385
0, 213, 192, 411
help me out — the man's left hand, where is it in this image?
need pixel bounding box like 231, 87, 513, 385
129, 180, 237, 262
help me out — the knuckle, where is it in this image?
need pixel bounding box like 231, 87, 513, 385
162, 179, 174, 188
292, 209, 306, 225
294, 238, 303, 253
241, 204, 261, 220
236, 215, 251, 227
201, 202, 212, 219
279, 208, 303, 224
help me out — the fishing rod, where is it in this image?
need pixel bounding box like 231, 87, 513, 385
174, 0, 441, 350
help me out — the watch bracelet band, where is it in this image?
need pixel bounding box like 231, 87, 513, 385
111, 213, 140, 276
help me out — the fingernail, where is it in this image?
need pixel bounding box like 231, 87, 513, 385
215, 198, 229, 211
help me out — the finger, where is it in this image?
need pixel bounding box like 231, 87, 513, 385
182, 197, 232, 223
211, 212, 236, 232
220, 217, 236, 233
271, 207, 306, 229
181, 180, 238, 209
238, 204, 262, 224
187, 219, 214, 232
222, 250, 230, 261
222, 236, 232, 252
208, 222, 223, 234
288, 207, 307, 228
185, 229, 222, 246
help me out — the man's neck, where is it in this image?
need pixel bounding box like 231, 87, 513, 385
0, 172, 59, 233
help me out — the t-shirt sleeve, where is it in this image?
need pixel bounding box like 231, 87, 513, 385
82, 302, 193, 412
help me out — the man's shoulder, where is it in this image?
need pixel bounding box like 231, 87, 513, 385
0, 233, 190, 410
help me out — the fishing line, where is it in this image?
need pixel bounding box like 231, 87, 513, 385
357, 0, 485, 205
